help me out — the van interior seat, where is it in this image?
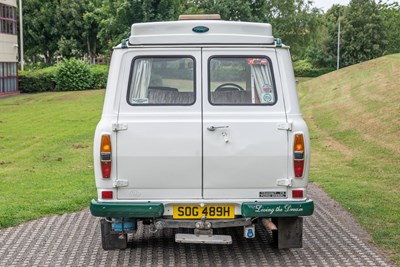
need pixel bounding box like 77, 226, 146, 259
147, 87, 252, 104
148, 86, 179, 92
211, 90, 252, 104
148, 87, 194, 104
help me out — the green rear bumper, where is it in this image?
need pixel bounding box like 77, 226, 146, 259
241, 199, 314, 217
90, 199, 314, 218
90, 199, 164, 218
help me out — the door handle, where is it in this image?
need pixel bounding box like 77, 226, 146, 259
207, 126, 229, 131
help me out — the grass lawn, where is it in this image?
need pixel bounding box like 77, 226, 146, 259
298, 54, 400, 265
0, 54, 399, 265
0, 90, 104, 228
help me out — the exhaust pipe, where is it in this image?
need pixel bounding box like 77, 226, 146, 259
261, 218, 277, 231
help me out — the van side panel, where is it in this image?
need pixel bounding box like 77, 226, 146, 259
275, 48, 310, 193
93, 50, 126, 198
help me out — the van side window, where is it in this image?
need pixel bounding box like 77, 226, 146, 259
128, 57, 195, 105
209, 57, 276, 105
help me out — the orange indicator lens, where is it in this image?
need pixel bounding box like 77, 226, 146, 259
294, 134, 304, 152
101, 135, 111, 153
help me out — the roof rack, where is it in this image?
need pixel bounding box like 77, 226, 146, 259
178, 14, 221, 20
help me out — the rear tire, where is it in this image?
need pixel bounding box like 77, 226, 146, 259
100, 219, 128, 250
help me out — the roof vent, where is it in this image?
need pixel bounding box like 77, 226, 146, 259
179, 14, 221, 20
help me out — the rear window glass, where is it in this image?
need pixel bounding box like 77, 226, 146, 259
128, 57, 195, 105
209, 57, 276, 105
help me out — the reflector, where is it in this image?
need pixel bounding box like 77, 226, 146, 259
292, 190, 303, 198
102, 191, 113, 199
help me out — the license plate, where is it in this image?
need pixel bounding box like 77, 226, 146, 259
173, 205, 235, 219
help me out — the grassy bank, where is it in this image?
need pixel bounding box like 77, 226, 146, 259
298, 54, 400, 265
0, 54, 399, 265
0, 90, 104, 228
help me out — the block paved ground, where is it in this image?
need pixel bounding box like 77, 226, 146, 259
0, 183, 394, 266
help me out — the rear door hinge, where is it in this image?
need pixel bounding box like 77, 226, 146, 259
277, 122, 292, 131
113, 179, 129, 188
112, 123, 128, 132
276, 178, 292, 187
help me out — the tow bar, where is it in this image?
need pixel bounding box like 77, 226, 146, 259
175, 216, 232, 244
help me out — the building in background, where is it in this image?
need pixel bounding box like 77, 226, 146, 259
0, 0, 18, 97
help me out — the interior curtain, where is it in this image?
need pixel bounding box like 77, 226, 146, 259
130, 59, 153, 101
250, 64, 274, 103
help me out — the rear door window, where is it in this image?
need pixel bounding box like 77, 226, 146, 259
209, 57, 276, 105
127, 57, 195, 105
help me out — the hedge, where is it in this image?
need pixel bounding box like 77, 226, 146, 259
90, 64, 109, 89
18, 58, 333, 93
18, 61, 109, 93
293, 59, 335, 77
18, 67, 57, 93
56, 58, 92, 91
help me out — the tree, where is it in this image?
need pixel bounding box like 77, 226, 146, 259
93, 0, 145, 57
24, 0, 90, 62
83, 0, 103, 62
55, 0, 90, 58
23, 0, 60, 63
379, 2, 400, 55
20, 0, 328, 64
341, 0, 386, 66
143, 0, 182, 21
192, 0, 321, 59
305, 4, 346, 68
193, 0, 253, 21
263, 0, 321, 59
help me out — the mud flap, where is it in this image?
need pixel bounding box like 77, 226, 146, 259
273, 217, 303, 249
100, 219, 128, 250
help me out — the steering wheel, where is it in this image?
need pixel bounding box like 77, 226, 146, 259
215, 83, 245, 92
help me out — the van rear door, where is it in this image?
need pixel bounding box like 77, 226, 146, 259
116, 48, 202, 199
202, 48, 289, 199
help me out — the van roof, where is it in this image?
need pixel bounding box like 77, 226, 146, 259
129, 20, 274, 45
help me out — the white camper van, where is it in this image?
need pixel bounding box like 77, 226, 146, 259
90, 15, 314, 250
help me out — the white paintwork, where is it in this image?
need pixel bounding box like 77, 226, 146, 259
116, 48, 202, 199
129, 20, 274, 45
93, 20, 310, 207
202, 48, 288, 199
274, 48, 311, 188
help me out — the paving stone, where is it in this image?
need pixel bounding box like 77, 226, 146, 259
0, 184, 394, 267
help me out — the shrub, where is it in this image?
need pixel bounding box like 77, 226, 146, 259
24, 62, 52, 71
90, 64, 109, 89
19, 61, 109, 93
55, 58, 92, 91
294, 60, 335, 77
18, 67, 57, 93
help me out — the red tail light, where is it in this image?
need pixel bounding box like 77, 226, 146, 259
100, 135, 111, 178
101, 161, 111, 178
293, 133, 305, 178
294, 160, 304, 177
